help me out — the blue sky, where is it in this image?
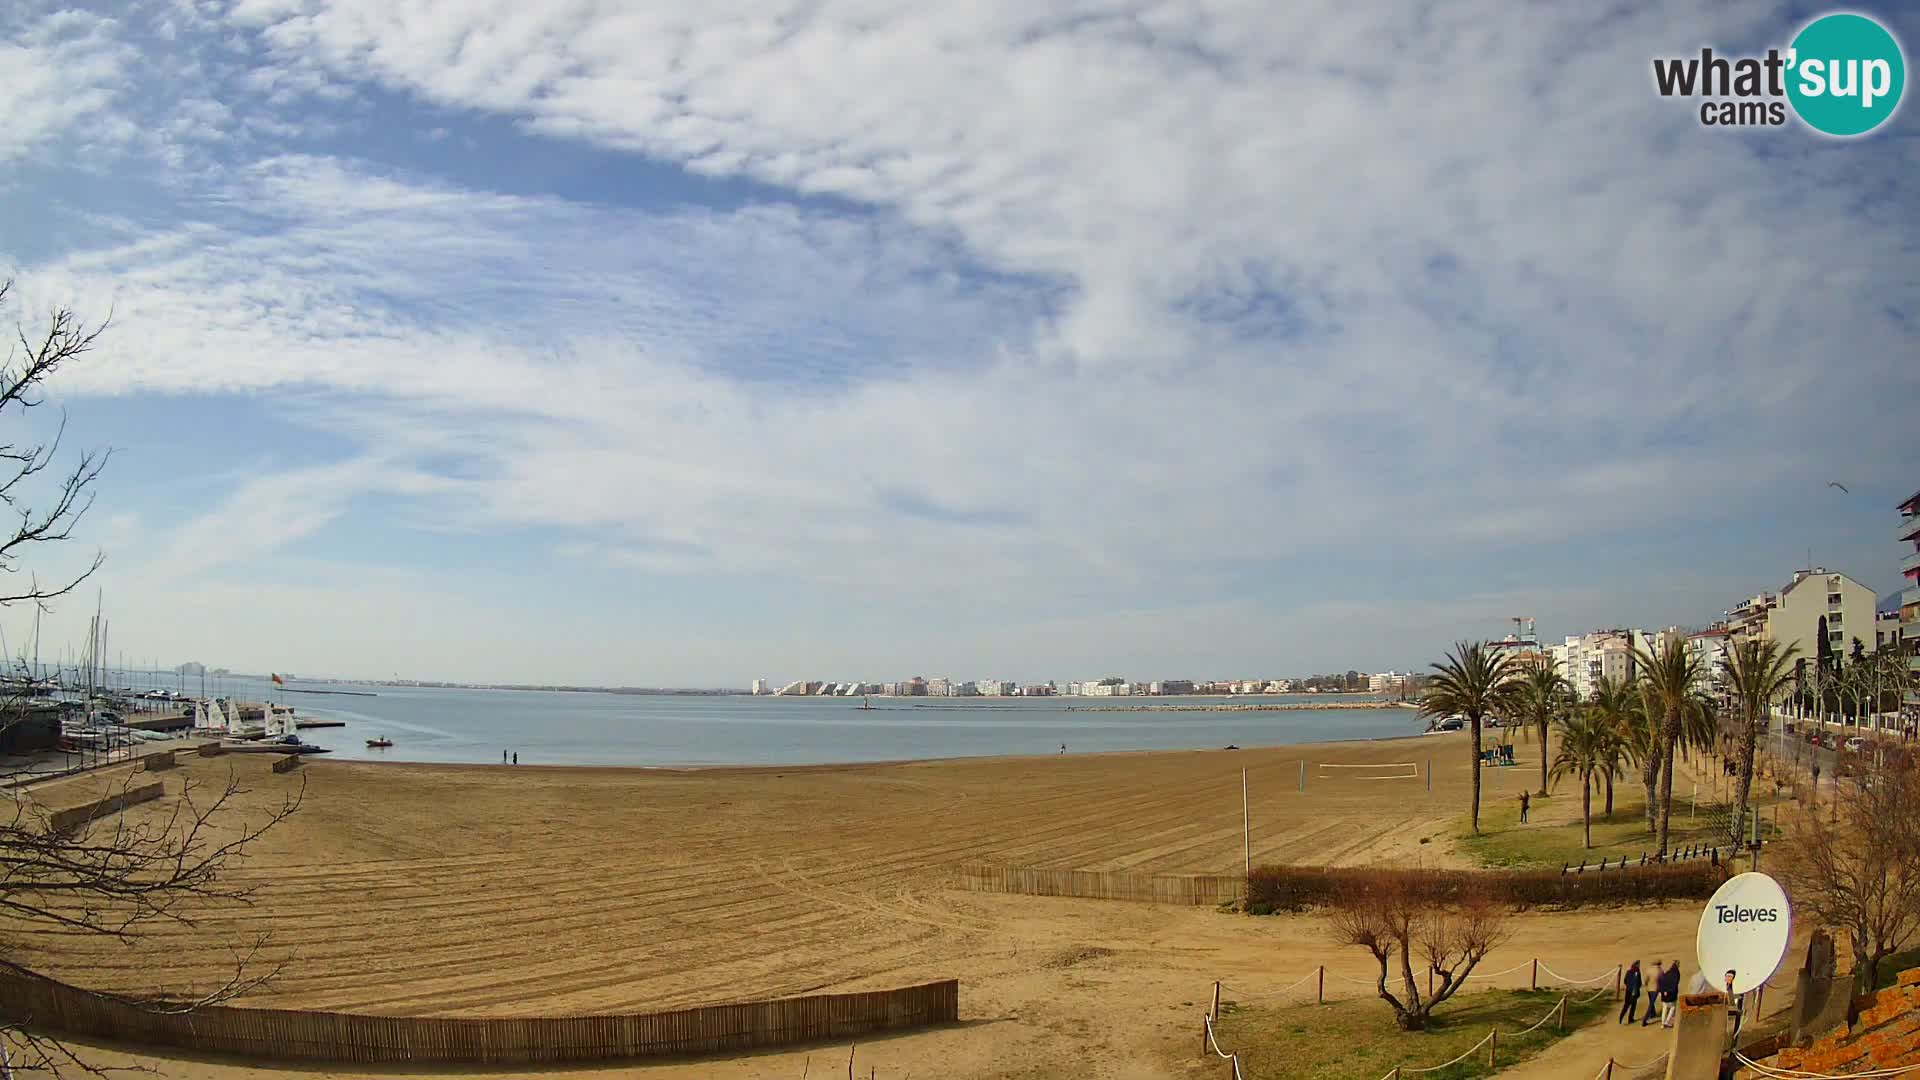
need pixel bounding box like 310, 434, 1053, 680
2, 0, 1916, 687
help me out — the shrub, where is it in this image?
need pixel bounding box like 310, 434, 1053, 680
1245, 861, 1724, 913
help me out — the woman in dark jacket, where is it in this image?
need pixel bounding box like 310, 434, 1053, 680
1619, 961, 1643, 1023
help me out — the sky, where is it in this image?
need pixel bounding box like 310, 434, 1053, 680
1, 0, 1916, 688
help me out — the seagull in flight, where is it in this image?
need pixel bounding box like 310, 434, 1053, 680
1828, 481, 1850, 493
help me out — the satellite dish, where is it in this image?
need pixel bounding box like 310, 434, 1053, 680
1696, 872, 1792, 995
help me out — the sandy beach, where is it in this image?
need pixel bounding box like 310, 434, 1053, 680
6, 734, 1710, 1079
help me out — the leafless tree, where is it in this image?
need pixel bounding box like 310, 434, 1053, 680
1326, 875, 1512, 1031
0, 280, 302, 1074
0, 280, 111, 613
1775, 746, 1920, 991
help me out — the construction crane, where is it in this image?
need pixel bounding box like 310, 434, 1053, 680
1510, 616, 1537, 644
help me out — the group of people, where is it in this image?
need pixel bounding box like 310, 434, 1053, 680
1619, 959, 1682, 1028
1620, 961, 1747, 1035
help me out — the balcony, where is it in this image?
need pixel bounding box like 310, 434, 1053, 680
1903, 548, 1920, 576
1907, 586, 1920, 608
1902, 513, 1920, 542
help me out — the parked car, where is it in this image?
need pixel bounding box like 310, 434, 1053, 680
1843, 736, 1866, 753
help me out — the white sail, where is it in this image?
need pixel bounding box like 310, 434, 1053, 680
207, 699, 227, 731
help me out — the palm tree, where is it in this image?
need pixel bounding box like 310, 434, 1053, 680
1551, 710, 1616, 849
1511, 658, 1570, 797
1635, 637, 1705, 856
1588, 677, 1644, 820
1421, 641, 1516, 834
1628, 687, 1665, 832
1722, 638, 1799, 851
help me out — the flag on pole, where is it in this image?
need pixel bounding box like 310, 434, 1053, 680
271, 673, 285, 686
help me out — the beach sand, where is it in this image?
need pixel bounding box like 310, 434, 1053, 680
4, 733, 1710, 1078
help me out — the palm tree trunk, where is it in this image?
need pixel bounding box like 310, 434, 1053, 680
1537, 717, 1549, 796
1582, 773, 1593, 848
1604, 771, 1614, 816
1731, 706, 1759, 851
1643, 758, 1660, 834
1656, 709, 1678, 856
1470, 716, 1483, 834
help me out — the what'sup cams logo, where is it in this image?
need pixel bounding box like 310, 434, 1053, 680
1653, 12, 1906, 136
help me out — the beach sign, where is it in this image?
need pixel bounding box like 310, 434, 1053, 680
1696, 871, 1791, 995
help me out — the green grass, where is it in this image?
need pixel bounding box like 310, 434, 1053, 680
1455, 779, 1784, 870
1211, 988, 1611, 1080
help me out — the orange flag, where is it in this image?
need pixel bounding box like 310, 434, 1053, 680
271, 673, 285, 686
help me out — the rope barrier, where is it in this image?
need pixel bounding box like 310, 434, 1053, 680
1400, 1029, 1495, 1074
1220, 969, 1321, 1002
1733, 1051, 1920, 1078
1611, 1051, 1669, 1072
1475, 960, 1537, 980
1496, 996, 1566, 1037
1537, 961, 1617, 985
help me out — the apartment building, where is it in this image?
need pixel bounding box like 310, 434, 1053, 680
1901, 491, 1920, 717
1764, 568, 1878, 661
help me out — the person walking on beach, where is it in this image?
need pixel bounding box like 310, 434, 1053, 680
503, 749, 509, 765
1518, 790, 1530, 823
1641, 961, 1664, 1026
1657, 959, 1682, 1028
1060, 743, 1067, 755
512, 752, 518, 766
1619, 961, 1643, 1024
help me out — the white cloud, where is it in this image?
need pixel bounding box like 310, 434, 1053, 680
2, 1, 1916, 681
0, 10, 134, 167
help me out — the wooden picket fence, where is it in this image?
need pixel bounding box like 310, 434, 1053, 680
955, 863, 1243, 905
0, 965, 958, 1065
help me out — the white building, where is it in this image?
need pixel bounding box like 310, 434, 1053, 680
1686, 629, 1732, 696
1368, 671, 1412, 694
1557, 629, 1654, 701
750, 678, 767, 696
1763, 568, 1878, 661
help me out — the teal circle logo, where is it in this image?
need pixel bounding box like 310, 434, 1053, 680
1786, 13, 1906, 136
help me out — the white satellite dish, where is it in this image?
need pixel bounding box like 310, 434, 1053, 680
1696, 872, 1792, 996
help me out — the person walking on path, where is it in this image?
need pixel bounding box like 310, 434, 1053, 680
1657, 960, 1682, 1028
1641, 961, 1664, 1026
1518, 790, 1530, 823
1619, 961, 1643, 1023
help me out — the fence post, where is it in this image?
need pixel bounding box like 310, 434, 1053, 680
1211, 981, 1221, 1021
1201, 1015, 1208, 1055
1604, 1059, 1613, 1079
1487, 1028, 1497, 1067
1531, 958, 1538, 991
1557, 995, 1567, 1031
1317, 965, 1325, 1005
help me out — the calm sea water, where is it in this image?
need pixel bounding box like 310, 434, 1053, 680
164, 676, 1425, 767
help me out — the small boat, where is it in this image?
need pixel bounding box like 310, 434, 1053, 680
366, 737, 393, 748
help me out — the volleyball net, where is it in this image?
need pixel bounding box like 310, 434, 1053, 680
1313, 761, 1421, 781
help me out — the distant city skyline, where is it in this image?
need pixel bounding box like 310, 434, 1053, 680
1, 4, 1913, 687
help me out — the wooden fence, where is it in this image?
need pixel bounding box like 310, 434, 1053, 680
46, 779, 164, 834
0, 966, 958, 1065
955, 863, 1243, 905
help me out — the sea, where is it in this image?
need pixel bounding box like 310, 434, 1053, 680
133, 674, 1427, 767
